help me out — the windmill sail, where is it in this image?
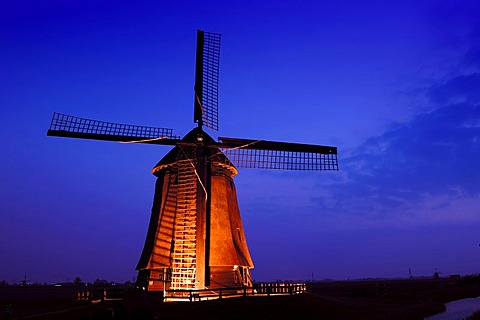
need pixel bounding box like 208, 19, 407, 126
217, 137, 339, 171
193, 30, 221, 131
47, 112, 179, 144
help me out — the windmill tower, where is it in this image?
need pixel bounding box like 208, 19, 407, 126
47, 30, 338, 296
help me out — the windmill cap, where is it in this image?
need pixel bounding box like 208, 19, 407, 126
152, 127, 237, 176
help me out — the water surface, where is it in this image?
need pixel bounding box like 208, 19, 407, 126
425, 297, 480, 320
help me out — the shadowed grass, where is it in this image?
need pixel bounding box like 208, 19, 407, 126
2, 277, 479, 319
466, 310, 480, 320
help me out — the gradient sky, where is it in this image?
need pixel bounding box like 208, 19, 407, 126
1, 0, 479, 284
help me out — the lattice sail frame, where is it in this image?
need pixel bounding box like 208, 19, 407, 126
194, 31, 221, 131
48, 112, 179, 141
221, 148, 339, 171
201, 32, 221, 130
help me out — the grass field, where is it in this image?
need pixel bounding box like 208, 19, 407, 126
467, 311, 480, 320
1, 276, 479, 319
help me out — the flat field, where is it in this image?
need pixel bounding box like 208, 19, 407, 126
1, 277, 479, 319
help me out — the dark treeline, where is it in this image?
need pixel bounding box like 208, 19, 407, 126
0, 277, 134, 288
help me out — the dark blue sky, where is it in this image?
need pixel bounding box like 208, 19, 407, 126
1, 0, 479, 283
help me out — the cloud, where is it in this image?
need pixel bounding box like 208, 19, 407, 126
317, 71, 480, 223
463, 47, 480, 69
427, 73, 480, 105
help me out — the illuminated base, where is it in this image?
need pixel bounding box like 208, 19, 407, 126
163, 283, 307, 302
136, 265, 253, 292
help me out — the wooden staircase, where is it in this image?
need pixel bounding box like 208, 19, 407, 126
170, 159, 197, 290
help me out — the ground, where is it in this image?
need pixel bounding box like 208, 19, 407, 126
1, 277, 479, 319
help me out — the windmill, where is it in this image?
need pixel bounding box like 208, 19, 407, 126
47, 30, 339, 296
